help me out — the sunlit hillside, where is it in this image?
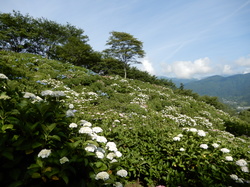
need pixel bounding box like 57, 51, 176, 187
0, 51, 249, 186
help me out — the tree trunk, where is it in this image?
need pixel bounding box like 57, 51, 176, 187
124, 66, 127, 79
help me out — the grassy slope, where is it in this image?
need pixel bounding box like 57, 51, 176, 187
1, 51, 250, 186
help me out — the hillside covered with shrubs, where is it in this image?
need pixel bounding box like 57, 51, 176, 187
0, 51, 250, 187
1, 11, 250, 187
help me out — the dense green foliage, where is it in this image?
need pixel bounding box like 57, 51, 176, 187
0, 11, 175, 88
0, 11, 89, 58
0, 51, 249, 186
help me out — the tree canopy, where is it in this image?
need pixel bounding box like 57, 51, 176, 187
0, 11, 89, 58
0, 11, 176, 89
104, 31, 145, 78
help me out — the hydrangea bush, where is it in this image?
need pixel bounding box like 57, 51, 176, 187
0, 72, 127, 186
0, 51, 249, 186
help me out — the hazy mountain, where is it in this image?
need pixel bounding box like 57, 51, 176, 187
183, 73, 250, 106
158, 76, 198, 87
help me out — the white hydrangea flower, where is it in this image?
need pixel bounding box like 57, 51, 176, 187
241, 166, 249, 173
116, 169, 128, 177
0, 73, 8, 79
85, 144, 97, 152
82, 121, 92, 127
79, 120, 89, 126
113, 182, 123, 187
90, 133, 98, 140
95, 171, 109, 180
197, 130, 206, 137
111, 159, 118, 163
107, 152, 116, 160
92, 127, 103, 133
69, 123, 77, 128
115, 151, 122, 157
230, 174, 238, 180
79, 127, 92, 134
220, 148, 230, 153
212, 143, 219, 148
59, 156, 69, 164
189, 128, 198, 132
23, 92, 36, 99
173, 137, 181, 141
236, 159, 248, 167
180, 148, 185, 152
69, 104, 74, 109
225, 156, 233, 161
41, 90, 54, 96
200, 144, 208, 149
38, 149, 51, 158
106, 142, 117, 151
236, 178, 244, 183
52, 91, 66, 97
96, 136, 107, 143
34, 96, 43, 102
182, 127, 190, 131
66, 110, 75, 117
95, 151, 105, 159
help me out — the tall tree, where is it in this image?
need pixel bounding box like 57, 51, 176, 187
0, 11, 34, 52
0, 11, 89, 58
54, 36, 94, 67
104, 31, 145, 78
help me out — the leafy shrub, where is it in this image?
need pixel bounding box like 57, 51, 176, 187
0, 75, 127, 186
1, 52, 250, 187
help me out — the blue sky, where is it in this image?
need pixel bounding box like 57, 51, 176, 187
1, 0, 250, 79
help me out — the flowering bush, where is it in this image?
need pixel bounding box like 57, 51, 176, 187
0, 72, 126, 186
0, 51, 249, 186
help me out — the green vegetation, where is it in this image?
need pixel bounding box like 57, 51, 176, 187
0, 11, 250, 187
0, 51, 249, 187
104, 31, 145, 79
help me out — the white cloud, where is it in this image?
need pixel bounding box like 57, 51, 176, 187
140, 58, 155, 75
222, 65, 233, 74
162, 57, 212, 79
236, 56, 250, 67
243, 68, 250, 74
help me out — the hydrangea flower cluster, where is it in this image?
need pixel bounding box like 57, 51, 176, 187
236, 159, 249, 173
41, 90, 66, 97
0, 73, 8, 79
69, 120, 126, 183
200, 144, 208, 149
23, 92, 43, 103
59, 156, 69, 164
38, 149, 51, 158
220, 148, 230, 153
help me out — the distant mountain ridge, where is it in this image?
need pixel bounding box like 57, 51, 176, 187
172, 73, 250, 106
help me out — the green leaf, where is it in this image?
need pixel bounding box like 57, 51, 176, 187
42, 123, 57, 133
68, 140, 82, 149
31, 141, 42, 149
9, 181, 23, 187
95, 162, 103, 168
2, 124, 14, 131
2, 150, 14, 160
31, 172, 41, 178
36, 159, 43, 168
61, 175, 69, 184
28, 164, 40, 169
211, 165, 217, 171
49, 135, 61, 141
